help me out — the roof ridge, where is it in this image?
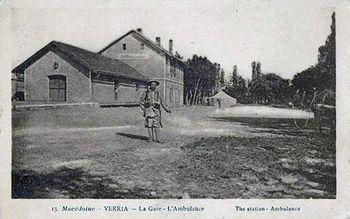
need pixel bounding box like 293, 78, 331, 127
56, 41, 148, 82
98, 29, 186, 64
12, 40, 149, 83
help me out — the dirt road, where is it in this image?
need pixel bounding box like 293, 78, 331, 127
12, 105, 335, 199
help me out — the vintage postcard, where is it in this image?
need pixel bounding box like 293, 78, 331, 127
0, 0, 350, 218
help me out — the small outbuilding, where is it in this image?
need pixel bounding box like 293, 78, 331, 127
207, 91, 237, 107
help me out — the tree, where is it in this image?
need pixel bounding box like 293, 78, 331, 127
230, 65, 238, 86
219, 69, 225, 88
265, 73, 292, 104
292, 66, 319, 92
184, 55, 224, 105
224, 65, 248, 103
317, 12, 335, 92
291, 12, 335, 107
251, 61, 262, 79
249, 74, 272, 104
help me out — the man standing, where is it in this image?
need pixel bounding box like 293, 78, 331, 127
140, 80, 171, 143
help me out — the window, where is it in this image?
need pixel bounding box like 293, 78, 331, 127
140, 43, 144, 50
170, 59, 176, 77
53, 61, 59, 70
174, 63, 177, 77
48, 75, 66, 102
174, 88, 179, 104
123, 43, 127, 50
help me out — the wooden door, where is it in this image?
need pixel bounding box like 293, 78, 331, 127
49, 75, 66, 102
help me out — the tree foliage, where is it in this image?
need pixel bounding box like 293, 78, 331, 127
248, 74, 272, 104
224, 65, 248, 103
292, 12, 335, 107
265, 73, 292, 104
184, 55, 224, 105
182, 13, 335, 107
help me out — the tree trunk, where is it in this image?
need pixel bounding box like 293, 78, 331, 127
192, 78, 201, 105
196, 91, 203, 105
196, 85, 204, 105
185, 92, 190, 105
188, 90, 193, 105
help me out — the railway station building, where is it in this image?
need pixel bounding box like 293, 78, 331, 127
12, 29, 186, 106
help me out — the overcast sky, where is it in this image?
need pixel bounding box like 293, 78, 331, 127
11, 0, 334, 79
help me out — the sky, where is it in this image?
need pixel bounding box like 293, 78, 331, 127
11, 0, 335, 79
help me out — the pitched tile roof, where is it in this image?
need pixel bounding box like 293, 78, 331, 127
12, 41, 149, 83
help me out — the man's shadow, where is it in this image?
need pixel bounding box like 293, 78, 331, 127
115, 132, 149, 141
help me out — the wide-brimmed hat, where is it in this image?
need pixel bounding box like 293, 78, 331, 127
148, 80, 160, 86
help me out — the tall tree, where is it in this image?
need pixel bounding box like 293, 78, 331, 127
184, 55, 224, 105
224, 65, 248, 103
249, 74, 272, 104
317, 12, 335, 92
291, 12, 335, 107
219, 69, 225, 88
265, 73, 292, 104
230, 65, 238, 86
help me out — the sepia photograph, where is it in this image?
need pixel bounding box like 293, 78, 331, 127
10, 1, 336, 200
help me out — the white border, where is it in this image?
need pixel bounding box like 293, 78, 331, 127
1, 1, 349, 218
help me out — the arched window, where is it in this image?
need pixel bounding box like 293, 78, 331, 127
48, 75, 66, 102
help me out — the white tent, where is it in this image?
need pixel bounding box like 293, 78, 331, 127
209, 91, 237, 107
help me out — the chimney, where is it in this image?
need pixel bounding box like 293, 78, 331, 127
156, 37, 161, 46
136, 28, 143, 34
169, 39, 173, 55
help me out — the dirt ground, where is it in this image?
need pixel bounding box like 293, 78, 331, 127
12, 105, 336, 199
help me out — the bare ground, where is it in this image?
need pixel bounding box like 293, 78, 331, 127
12, 105, 335, 199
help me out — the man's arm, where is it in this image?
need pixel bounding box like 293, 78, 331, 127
140, 90, 147, 115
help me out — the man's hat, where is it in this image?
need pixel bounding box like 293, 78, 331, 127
148, 80, 160, 86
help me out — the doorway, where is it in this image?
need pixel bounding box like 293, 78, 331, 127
48, 75, 66, 102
